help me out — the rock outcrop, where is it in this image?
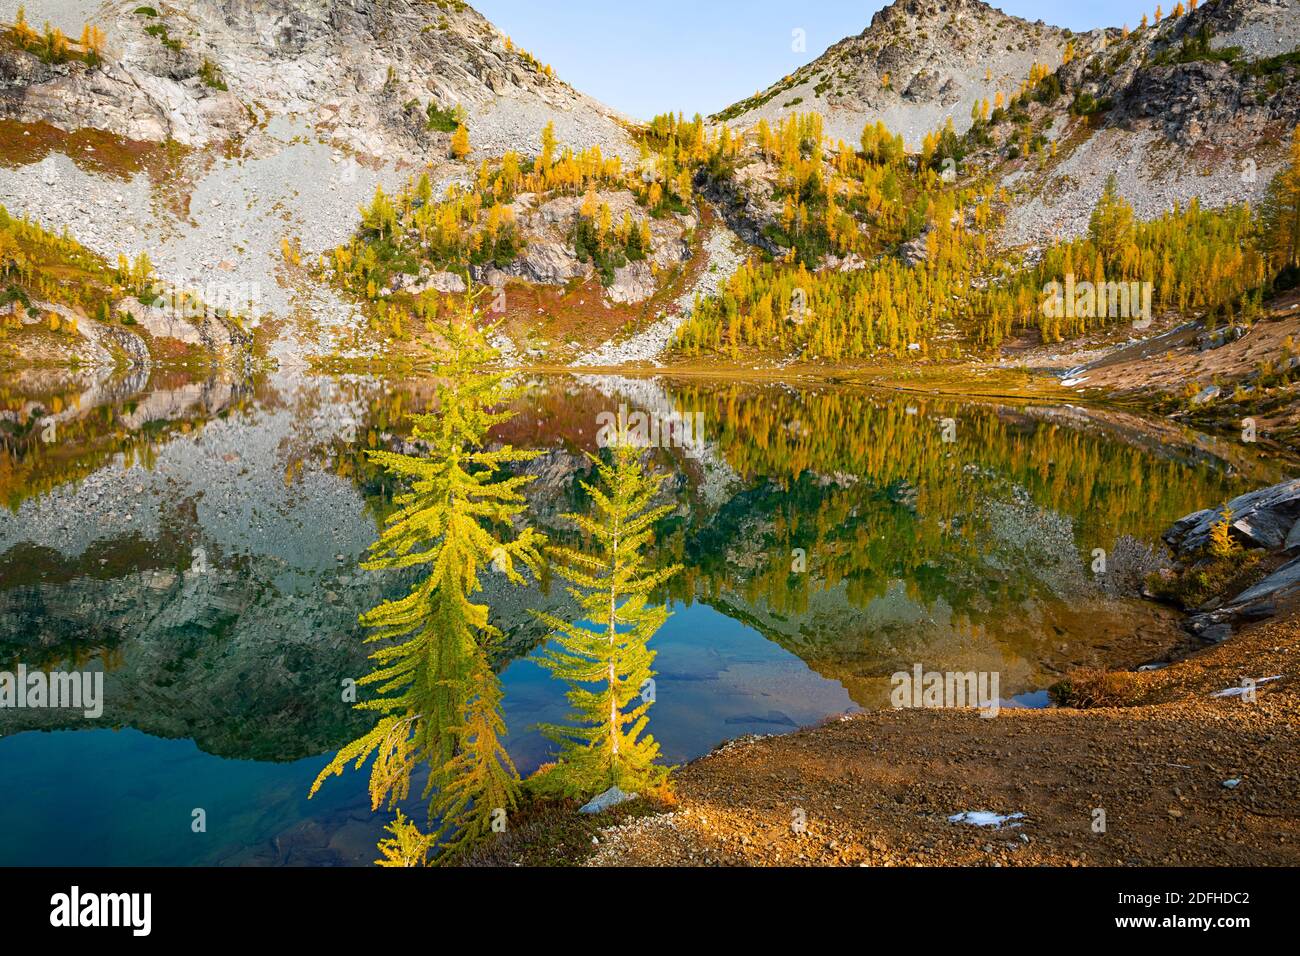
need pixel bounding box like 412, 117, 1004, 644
712, 0, 1299, 248
1165, 479, 1300, 555
0, 30, 242, 143
715, 0, 1080, 147
1166, 478, 1300, 636
0, 293, 254, 370
461, 190, 692, 303
1, 0, 635, 160
1000, 0, 1300, 243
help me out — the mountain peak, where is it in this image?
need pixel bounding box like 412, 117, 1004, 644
716, 0, 1081, 147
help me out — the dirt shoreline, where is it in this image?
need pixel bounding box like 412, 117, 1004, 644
471, 594, 1299, 867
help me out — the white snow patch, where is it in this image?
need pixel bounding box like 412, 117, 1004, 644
947, 811, 1025, 829
1211, 676, 1284, 698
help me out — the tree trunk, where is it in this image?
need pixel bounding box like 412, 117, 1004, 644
608, 517, 619, 760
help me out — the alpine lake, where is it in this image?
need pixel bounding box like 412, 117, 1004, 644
0, 366, 1287, 865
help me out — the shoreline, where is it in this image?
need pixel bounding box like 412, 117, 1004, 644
466, 483, 1300, 867
473, 600, 1298, 867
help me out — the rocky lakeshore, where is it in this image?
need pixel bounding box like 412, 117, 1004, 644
1, 0, 1298, 888
468, 478, 1300, 867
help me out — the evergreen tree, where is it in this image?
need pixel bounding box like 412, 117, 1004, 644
374, 810, 435, 867
451, 124, 471, 161
540, 120, 557, 170
1209, 507, 1239, 558
14, 7, 38, 46
1262, 125, 1300, 275
529, 438, 682, 798
0, 230, 20, 276
310, 294, 545, 862
360, 185, 397, 240
1088, 174, 1136, 271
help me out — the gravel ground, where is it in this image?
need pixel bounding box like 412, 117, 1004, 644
0, 0, 104, 32
581, 608, 1300, 867
471, 95, 638, 165
1212, 0, 1300, 58
1001, 125, 1283, 246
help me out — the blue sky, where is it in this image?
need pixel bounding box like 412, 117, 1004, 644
473, 1, 1150, 120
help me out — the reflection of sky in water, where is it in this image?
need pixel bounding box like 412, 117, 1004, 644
503, 600, 857, 773
0, 372, 1282, 865
0, 601, 854, 866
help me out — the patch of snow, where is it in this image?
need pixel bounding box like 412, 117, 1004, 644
948, 811, 1026, 828
1211, 676, 1283, 698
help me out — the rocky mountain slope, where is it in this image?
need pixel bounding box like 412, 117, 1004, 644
715, 0, 1298, 248
0, 0, 1297, 370
715, 0, 1084, 147
0, 1, 644, 368
1, 0, 634, 157
1000, 0, 1300, 243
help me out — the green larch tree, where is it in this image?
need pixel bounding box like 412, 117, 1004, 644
529, 437, 682, 799
310, 294, 545, 862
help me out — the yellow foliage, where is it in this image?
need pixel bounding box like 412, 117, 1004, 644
1209, 508, 1238, 558
450, 124, 471, 160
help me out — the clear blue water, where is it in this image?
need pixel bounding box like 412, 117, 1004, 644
0, 371, 1278, 865
0, 602, 853, 866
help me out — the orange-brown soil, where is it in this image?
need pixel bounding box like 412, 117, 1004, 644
476, 603, 1300, 867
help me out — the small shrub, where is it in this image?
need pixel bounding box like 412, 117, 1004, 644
425, 103, 459, 132
1069, 92, 1112, 116
1209, 507, 1238, 558
1050, 667, 1145, 708
1144, 550, 1262, 610
198, 58, 227, 91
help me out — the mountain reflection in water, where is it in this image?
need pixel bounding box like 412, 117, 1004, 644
0, 367, 1282, 864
